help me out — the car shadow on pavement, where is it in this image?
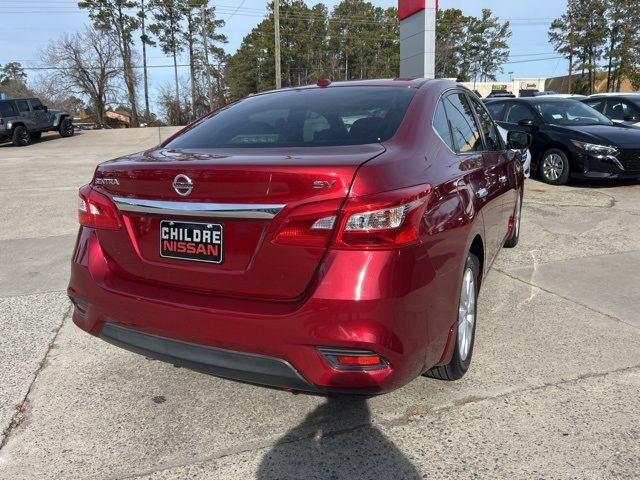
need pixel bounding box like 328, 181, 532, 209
256, 396, 421, 480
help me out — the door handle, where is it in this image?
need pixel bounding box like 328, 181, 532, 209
476, 188, 488, 199
499, 175, 508, 184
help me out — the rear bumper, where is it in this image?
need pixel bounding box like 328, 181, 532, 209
69, 227, 456, 394
100, 323, 317, 392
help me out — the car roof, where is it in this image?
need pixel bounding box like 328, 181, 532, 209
590, 92, 640, 97
485, 96, 580, 104
248, 78, 437, 99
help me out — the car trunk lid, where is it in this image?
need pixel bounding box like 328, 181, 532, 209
91, 145, 384, 300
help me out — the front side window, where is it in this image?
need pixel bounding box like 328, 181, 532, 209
504, 103, 535, 124
16, 100, 30, 113
166, 87, 417, 149
29, 99, 43, 110
442, 93, 482, 153
468, 95, 503, 151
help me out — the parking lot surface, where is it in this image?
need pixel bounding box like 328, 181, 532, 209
0, 130, 639, 479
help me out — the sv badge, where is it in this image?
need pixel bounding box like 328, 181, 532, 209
313, 180, 337, 189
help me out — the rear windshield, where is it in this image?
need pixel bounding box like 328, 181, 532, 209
166, 87, 417, 149
0, 101, 16, 117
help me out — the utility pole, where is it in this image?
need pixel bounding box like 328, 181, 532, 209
274, 0, 282, 89
140, 0, 150, 119
568, 21, 574, 94
201, 2, 214, 111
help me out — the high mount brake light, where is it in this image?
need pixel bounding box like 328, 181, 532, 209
272, 185, 431, 250
78, 184, 121, 230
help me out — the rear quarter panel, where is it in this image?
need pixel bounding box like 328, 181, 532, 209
349, 82, 486, 369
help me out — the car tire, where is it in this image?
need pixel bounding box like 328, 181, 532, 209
59, 118, 74, 138
12, 126, 31, 146
504, 191, 522, 248
539, 148, 570, 185
30, 132, 42, 140
424, 252, 480, 381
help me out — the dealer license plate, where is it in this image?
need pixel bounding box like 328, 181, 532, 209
160, 220, 223, 264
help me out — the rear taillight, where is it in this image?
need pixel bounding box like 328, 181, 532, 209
272, 198, 342, 247
78, 184, 121, 230
333, 186, 430, 249
272, 185, 431, 250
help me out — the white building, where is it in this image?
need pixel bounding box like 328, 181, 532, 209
458, 78, 548, 98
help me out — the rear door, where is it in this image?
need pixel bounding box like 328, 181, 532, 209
468, 94, 514, 242
15, 99, 35, 130
442, 92, 503, 263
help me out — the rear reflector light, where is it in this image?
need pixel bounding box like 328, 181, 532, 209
336, 355, 383, 366
69, 296, 90, 317
78, 184, 121, 230
318, 347, 389, 370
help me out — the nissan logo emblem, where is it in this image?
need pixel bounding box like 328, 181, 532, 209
172, 174, 193, 197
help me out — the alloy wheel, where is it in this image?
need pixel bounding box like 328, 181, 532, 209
19, 129, 29, 145
542, 153, 564, 181
457, 267, 476, 361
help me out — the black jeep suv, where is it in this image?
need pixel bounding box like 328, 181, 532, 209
0, 97, 74, 146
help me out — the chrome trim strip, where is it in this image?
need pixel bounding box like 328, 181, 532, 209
113, 197, 284, 219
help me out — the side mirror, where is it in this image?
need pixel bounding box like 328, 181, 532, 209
624, 114, 639, 122
507, 131, 532, 150
518, 119, 536, 127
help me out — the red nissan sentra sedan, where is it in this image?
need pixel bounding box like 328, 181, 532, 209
68, 79, 530, 394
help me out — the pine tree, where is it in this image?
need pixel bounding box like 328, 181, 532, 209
78, 0, 141, 127
149, 0, 185, 123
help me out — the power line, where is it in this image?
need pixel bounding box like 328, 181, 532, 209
225, 0, 247, 22
505, 56, 564, 65
18, 63, 226, 71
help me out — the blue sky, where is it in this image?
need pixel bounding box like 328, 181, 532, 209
2, 0, 568, 108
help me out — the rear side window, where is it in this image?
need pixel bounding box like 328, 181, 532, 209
0, 101, 16, 117
442, 93, 482, 153
433, 100, 454, 151
166, 87, 417, 149
504, 103, 535, 124
606, 99, 639, 120
16, 100, 30, 113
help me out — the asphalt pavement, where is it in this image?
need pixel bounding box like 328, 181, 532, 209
0, 129, 638, 479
